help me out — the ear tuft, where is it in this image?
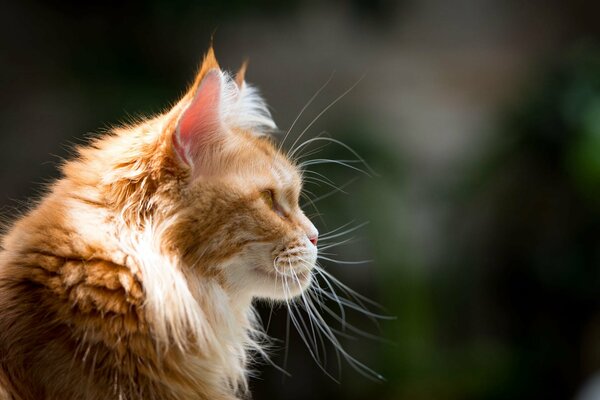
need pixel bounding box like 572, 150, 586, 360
235, 60, 248, 89
188, 47, 221, 97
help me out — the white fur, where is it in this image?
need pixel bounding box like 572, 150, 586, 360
121, 217, 260, 394
217, 70, 277, 134
120, 218, 210, 348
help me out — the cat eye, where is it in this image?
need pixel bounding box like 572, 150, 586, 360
260, 189, 275, 209
260, 189, 287, 218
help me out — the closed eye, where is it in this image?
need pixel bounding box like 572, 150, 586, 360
260, 189, 286, 218
260, 189, 275, 209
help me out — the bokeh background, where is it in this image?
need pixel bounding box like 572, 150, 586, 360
1, 1, 599, 399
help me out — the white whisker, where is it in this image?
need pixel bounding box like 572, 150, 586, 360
288, 76, 365, 160
290, 136, 376, 175
317, 237, 356, 251
319, 221, 369, 241
318, 256, 372, 265
279, 73, 334, 152
301, 158, 371, 176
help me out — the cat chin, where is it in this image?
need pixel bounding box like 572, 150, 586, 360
221, 241, 317, 300
223, 259, 314, 300
250, 269, 314, 300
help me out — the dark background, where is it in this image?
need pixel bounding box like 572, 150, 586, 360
1, 1, 599, 399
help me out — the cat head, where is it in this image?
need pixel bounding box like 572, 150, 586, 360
154, 49, 318, 301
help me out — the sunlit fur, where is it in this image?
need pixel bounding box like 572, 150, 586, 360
0, 49, 319, 400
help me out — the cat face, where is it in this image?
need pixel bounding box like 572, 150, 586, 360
168, 50, 318, 300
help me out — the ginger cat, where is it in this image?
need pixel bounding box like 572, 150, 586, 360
0, 48, 319, 400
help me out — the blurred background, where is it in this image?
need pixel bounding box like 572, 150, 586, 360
1, 0, 599, 399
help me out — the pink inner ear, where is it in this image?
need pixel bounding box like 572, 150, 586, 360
175, 69, 222, 166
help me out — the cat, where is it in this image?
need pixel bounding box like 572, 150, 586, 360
0, 48, 321, 400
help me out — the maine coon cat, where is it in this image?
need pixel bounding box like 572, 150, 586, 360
0, 48, 324, 400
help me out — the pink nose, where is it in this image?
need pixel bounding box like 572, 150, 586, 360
309, 235, 318, 246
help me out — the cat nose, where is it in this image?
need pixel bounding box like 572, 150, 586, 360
297, 211, 318, 247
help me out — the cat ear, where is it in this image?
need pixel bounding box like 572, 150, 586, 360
174, 68, 224, 167
172, 49, 275, 169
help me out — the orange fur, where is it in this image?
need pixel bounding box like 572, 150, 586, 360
0, 49, 318, 400
235, 61, 248, 88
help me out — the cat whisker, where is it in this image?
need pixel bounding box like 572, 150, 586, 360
302, 169, 338, 187
283, 275, 338, 381
302, 174, 350, 195
287, 261, 320, 363
313, 250, 339, 257
299, 277, 383, 381
264, 260, 281, 334
282, 276, 292, 380
300, 158, 371, 177
302, 177, 350, 197
302, 158, 366, 166
317, 256, 372, 265
287, 130, 331, 161
291, 267, 328, 367
290, 136, 376, 177
291, 129, 380, 362
297, 261, 392, 380
316, 237, 356, 251
306, 260, 388, 338
306, 290, 392, 344
304, 263, 347, 333
278, 73, 334, 153
313, 286, 393, 321
299, 193, 327, 227
302, 177, 360, 207
300, 188, 317, 201
289, 268, 340, 380
296, 257, 385, 356
312, 220, 357, 239
293, 142, 331, 163
312, 264, 388, 312
319, 221, 370, 241
288, 76, 364, 162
